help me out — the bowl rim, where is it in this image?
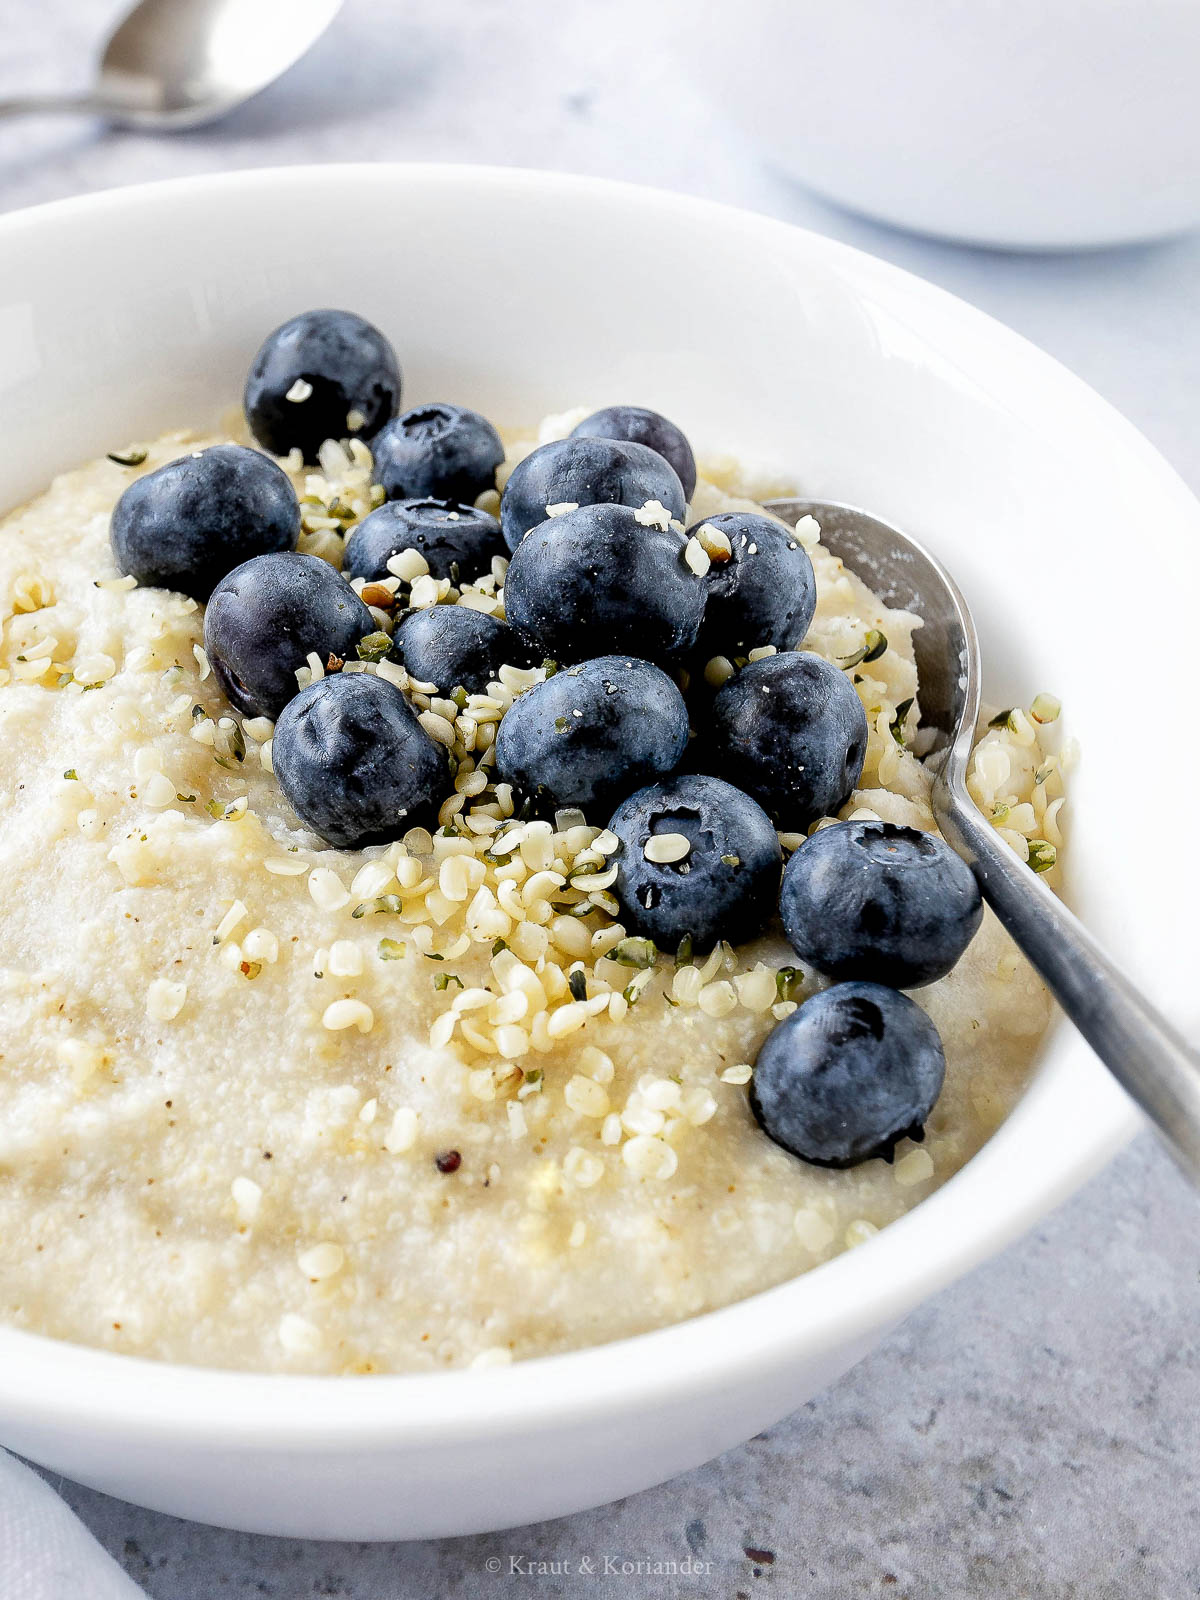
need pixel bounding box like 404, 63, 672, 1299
0, 162, 1159, 1448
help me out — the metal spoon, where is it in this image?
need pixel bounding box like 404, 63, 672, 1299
765, 497, 1200, 1181
0, 0, 342, 130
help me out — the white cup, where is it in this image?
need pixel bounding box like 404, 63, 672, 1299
676, 0, 1200, 249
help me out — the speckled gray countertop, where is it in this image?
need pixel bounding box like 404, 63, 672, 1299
4, 4, 1199, 1595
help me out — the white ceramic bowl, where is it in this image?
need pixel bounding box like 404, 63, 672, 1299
0, 166, 1195, 1540
674, 0, 1200, 250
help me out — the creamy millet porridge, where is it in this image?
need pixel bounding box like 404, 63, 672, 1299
0, 412, 1069, 1373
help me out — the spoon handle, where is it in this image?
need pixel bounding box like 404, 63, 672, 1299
934, 774, 1200, 1182
0, 93, 108, 121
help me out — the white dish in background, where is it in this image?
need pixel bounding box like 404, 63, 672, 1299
0, 164, 1195, 1539
674, 0, 1200, 250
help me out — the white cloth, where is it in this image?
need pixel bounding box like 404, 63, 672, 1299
0, 1450, 146, 1600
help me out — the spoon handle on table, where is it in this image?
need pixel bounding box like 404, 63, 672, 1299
934, 773, 1200, 1183
0, 94, 108, 120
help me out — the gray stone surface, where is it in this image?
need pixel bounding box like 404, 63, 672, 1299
4, 3, 1199, 1594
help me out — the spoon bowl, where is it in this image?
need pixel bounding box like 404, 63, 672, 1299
767, 495, 1200, 1184
767, 498, 976, 757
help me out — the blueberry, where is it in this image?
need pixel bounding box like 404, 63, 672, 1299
571, 406, 697, 500
503, 502, 705, 665
204, 552, 375, 721
494, 657, 688, 816
272, 673, 446, 849
371, 404, 504, 504
110, 444, 299, 601
705, 652, 868, 827
343, 498, 505, 585
692, 512, 816, 659
749, 982, 946, 1167
780, 820, 983, 988
607, 773, 781, 950
244, 310, 401, 463
390, 606, 536, 694
500, 436, 686, 552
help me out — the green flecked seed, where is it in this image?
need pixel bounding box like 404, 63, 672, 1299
622, 969, 654, 1007
356, 631, 393, 663
63, 768, 77, 780
378, 938, 406, 961
1027, 839, 1057, 874
215, 721, 245, 763
674, 934, 694, 967
207, 801, 244, 822
106, 448, 147, 467
721, 854, 741, 868
351, 894, 403, 918
610, 936, 657, 969
433, 972, 464, 992
988, 708, 1017, 731
491, 937, 509, 956
839, 628, 887, 670
890, 698, 914, 746
775, 966, 803, 1002
862, 629, 888, 663
568, 970, 587, 1002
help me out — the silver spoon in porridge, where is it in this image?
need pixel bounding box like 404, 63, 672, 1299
766, 497, 1200, 1182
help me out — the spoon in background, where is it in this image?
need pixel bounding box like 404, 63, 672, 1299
765, 496, 1200, 1183
0, 0, 343, 130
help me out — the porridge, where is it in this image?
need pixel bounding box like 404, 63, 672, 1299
0, 312, 1070, 1374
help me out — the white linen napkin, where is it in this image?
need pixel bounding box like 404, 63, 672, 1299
0, 1450, 146, 1599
